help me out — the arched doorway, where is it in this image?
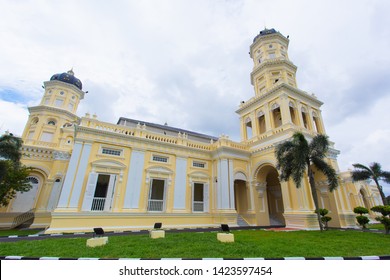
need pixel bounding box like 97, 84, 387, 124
256, 164, 285, 226
10, 176, 41, 213
360, 189, 370, 210
234, 179, 248, 214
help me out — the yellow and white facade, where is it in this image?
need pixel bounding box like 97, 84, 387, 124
0, 28, 382, 233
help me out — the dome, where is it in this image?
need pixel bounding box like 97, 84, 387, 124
50, 69, 82, 90
253, 28, 277, 43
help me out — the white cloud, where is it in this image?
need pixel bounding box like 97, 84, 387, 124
0, 100, 29, 135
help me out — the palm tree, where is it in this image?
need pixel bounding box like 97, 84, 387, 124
0, 133, 31, 207
275, 132, 338, 231
351, 162, 390, 205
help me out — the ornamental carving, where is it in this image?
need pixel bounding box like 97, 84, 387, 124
53, 151, 71, 160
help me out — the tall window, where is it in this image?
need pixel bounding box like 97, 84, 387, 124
40, 132, 54, 142
245, 117, 252, 139
193, 183, 204, 212
289, 102, 298, 125
148, 179, 166, 212
257, 111, 266, 134
312, 112, 322, 133
301, 107, 310, 129
55, 98, 64, 107
271, 104, 282, 128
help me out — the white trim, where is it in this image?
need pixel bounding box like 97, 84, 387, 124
123, 150, 145, 209
69, 143, 92, 207
57, 142, 82, 208
173, 157, 187, 210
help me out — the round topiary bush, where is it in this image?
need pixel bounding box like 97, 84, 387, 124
356, 215, 370, 229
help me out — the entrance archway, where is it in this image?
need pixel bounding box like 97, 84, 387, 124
256, 164, 285, 226
234, 179, 248, 214
360, 189, 370, 210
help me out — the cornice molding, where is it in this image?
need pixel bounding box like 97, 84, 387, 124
28, 105, 80, 121
250, 58, 297, 84
236, 83, 323, 115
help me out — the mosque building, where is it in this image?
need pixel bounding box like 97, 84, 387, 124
0, 28, 382, 233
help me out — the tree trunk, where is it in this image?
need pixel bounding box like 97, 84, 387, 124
372, 178, 386, 205
308, 167, 323, 231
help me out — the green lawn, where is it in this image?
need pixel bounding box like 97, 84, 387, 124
367, 223, 385, 230
0, 229, 389, 259
0, 229, 42, 237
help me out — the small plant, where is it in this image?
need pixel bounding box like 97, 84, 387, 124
371, 205, 390, 234
315, 208, 332, 230
353, 206, 370, 229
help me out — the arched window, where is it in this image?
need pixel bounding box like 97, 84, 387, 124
301, 107, 309, 129
47, 119, 56, 126
289, 102, 298, 125
31, 117, 39, 125
27, 176, 39, 184
257, 110, 266, 134
312, 111, 322, 133
271, 103, 282, 128
245, 117, 253, 139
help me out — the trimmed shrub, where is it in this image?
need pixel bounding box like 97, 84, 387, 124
356, 216, 370, 229
315, 208, 332, 230
371, 205, 390, 234
353, 206, 369, 215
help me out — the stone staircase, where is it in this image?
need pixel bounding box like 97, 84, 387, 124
269, 214, 284, 226
237, 215, 250, 227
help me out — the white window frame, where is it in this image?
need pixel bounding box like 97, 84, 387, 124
193, 161, 206, 168
147, 178, 166, 212
192, 182, 209, 213
101, 147, 122, 157
152, 155, 169, 163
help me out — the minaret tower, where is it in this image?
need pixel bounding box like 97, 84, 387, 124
236, 28, 326, 144
22, 69, 85, 147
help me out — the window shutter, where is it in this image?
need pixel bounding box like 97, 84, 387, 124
81, 172, 98, 211
204, 183, 209, 212
104, 175, 117, 211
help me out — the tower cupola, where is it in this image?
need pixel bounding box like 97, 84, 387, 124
249, 28, 298, 95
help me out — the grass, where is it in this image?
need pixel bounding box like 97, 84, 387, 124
367, 223, 385, 230
0, 229, 389, 259
0, 229, 42, 237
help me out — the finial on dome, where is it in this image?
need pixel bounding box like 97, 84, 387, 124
67, 68, 74, 76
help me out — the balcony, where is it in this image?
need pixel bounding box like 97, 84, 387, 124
91, 197, 106, 211
147, 199, 164, 212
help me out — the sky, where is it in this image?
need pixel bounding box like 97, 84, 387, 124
0, 0, 389, 196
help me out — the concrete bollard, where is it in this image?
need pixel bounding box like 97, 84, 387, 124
217, 233, 234, 243
86, 236, 108, 247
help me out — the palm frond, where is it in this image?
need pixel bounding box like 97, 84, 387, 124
351, 170, 372, 182
352, 163, 372, 172
309, 134, 329, 159
380, 171, 390, 184
311, 157, 338, 191
275, 141, 295, 182
370, 162, 382, 177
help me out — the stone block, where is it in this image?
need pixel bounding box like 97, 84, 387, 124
150, 230, 165, 239
217, 233, 234, 243
86, 237, 108, 247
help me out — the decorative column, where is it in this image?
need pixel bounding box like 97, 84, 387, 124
280, 94, 292, 125
255, 182, 267, 213
280, 181, 292, 211
263, 103, 272, 132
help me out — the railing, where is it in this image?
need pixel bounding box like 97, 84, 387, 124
11, 208, 35, 229
147, 199, 164, 212
91, 197, 106, 211
193, 201, 204, 212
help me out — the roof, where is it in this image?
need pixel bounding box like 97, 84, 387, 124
252, 28, 278, 43
117, 117, 219, 142
50, 69, 82, 90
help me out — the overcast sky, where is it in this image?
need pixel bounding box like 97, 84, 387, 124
0, 0, 389, 195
